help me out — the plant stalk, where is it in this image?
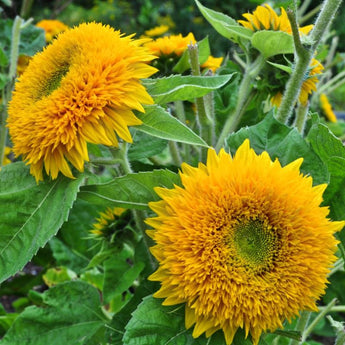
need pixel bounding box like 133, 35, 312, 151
289, 311, 311, 345
215, 54, 265, 151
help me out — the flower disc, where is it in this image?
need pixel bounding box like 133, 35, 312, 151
8, 23, 157, 181
146, 140, 343, 345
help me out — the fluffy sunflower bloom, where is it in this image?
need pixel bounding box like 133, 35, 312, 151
7, 23, 157, 181
320, 93, 337, 122
144, 25, 169, 37
238, 4, 313, 35
145, 33, 196, 57
201, 55, 224, 73
146, 140, 344, 345
36, 19, 69, 42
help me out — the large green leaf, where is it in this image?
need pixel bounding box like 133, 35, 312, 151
138, 105, 208, 147
226, 114, 328, 186
1, 281, 106, 345
251, 31, 294, 57
0, 162, 83, 283
195, 0, 253, 42
79, 169, 180, 210
143, 74, 234, 104
123, 295, 226, 345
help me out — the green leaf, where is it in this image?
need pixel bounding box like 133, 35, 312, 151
251, 31, 294, 57
226, 114, 328, 186
0, 162, 83, 284
42, 266, 77, 287
19, 24, 45, 56
195, 0, 253, 42
123, 295, 226, 345
79, 169, 180, 210
271, 329, 302, 341
129, 130, 168, 161
306, 114, 345, 220
1, 281, 106, 345
103, 246, 145, 304
267, 61, 292, 74
138, 104, 208, 147
173, 36, 211, 74
0, 47, 8, 67
143, 74, 234, 104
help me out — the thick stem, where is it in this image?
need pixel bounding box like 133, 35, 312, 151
289, 311, 311, 345
215, 54, 265, 151
294, 101, 309, 134
20, 0, 34, 19
188, 43, 213, 160
168, 141, 182, 166
276, 0, 343, 124
302, 298, 337, 342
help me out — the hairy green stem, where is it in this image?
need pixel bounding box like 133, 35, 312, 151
276, 0, 343, 125
215, 54, 265, 151
188, 43, 213, 160
289, 311, 311, 345
302, 298, 337, 342
169, 141, 182, 166
20, 0, 34, 19
294, 102, 309, 134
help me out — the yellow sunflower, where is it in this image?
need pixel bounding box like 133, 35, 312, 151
238, 4, 313, 35
36, 19, 69, 43
7, 23, 157, 182
16, 55, 31, 76
144, 25, 169, 37
320, 93, 337, 122
201, 55, 224, 73
146, 140, 343, 345
145, 33, 196, 57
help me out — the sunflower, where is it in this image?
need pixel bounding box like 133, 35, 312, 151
36, 19, 69, 43
16, 55, 31, 76
144, 25, 169, 37
201, 55, 224, 73
91, 207, 128, 240
8, 23, 157, 181
320, 93, 337, 122
238, 4, 313, 35
145, 33, 196, 57
146, 140, 343, 345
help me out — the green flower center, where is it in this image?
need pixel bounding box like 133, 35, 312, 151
39, 63, 70, 99
232, 218, 280, 275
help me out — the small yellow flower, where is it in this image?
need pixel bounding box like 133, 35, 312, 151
144, 25, 169, 37
239, 4, 313, 35
8, 23, 157, 181
147, 139, 343, 345
201, 56, 223, 73
36, 19, 69, 42
145, 33, 196, 57
320, 93, 337, 122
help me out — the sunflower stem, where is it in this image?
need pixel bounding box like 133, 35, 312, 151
20, 0, 34, 19
294, 101, 309, 134
169, 141, 182, 166
276, 0, 343, 124
174, 100, 189, 161
0, 16, 23, 167
301, 298, 337, 343
289, 311, 311, 345
112, 143, 156, 270
188, 43, 213, 160
215, 54, 265, 151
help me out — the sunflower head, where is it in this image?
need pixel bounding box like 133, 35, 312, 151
7, 23, 157, 182
201, 56, 223, 73
320, 93, 337, 122
146, 140, 344, 345
36, 19, 69, 43
91, 207, 130, 242
145, 33, 196, 75
144, 25, 169, 38
238, 4, 313, 35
